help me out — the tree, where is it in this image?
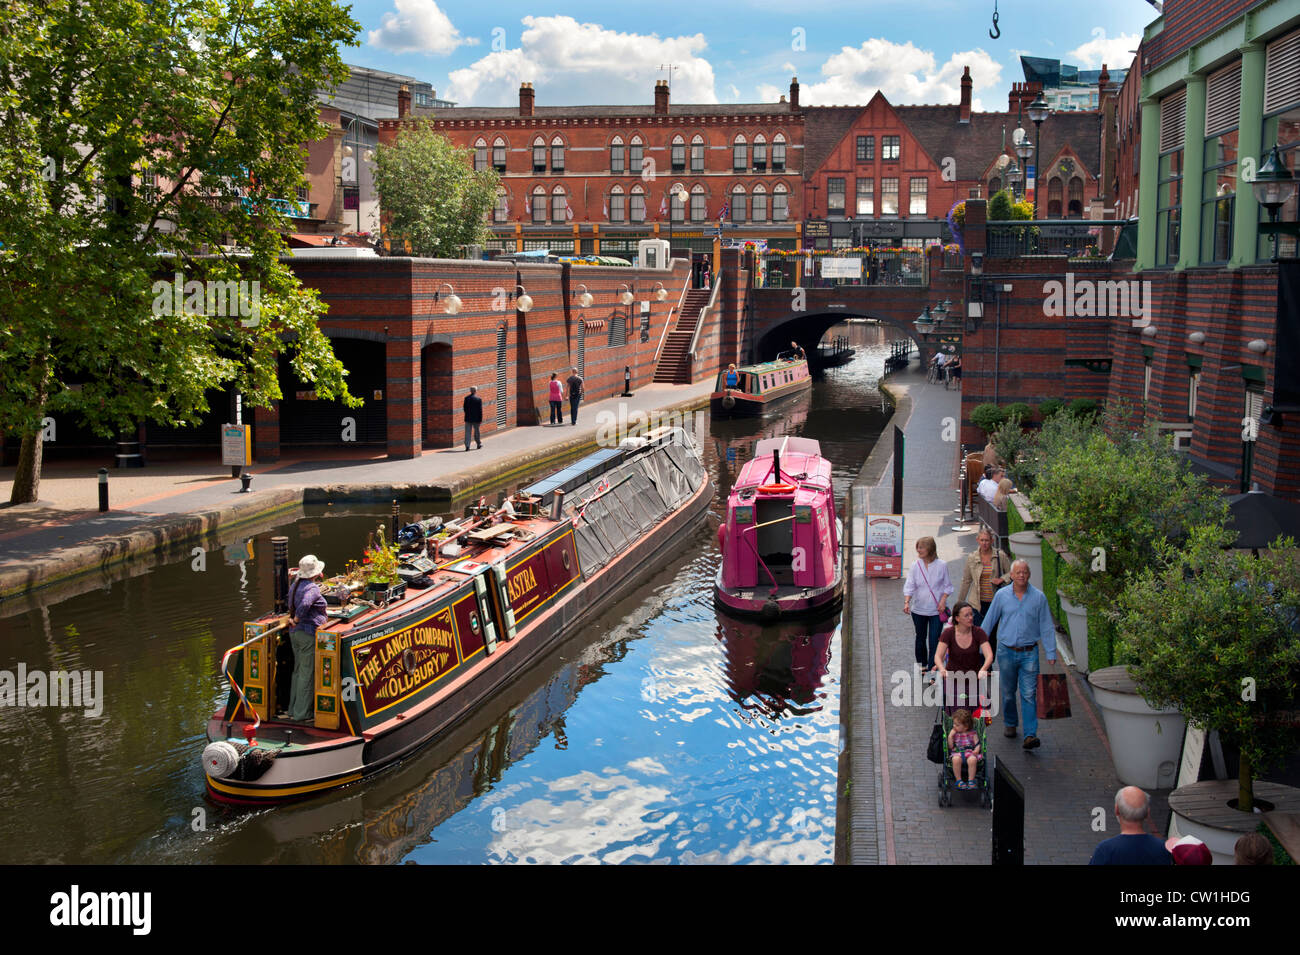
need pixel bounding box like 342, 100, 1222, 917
373, 121, 500, 258
1118, 525, 1300, 811
0, 0, 361, 503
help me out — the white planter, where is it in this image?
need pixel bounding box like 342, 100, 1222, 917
1169, 780, 1300, 865
1008, 530, 1043, 585
1058, 594, 1089, 674
1088, 666, 1185, 790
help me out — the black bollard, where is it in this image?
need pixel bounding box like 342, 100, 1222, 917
622, 365, 632, 397
239, 472, 252, 493
98, 468, 109, 512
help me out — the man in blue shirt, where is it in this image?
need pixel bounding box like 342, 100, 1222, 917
979, 558, 1056, 749
1089, 787, 1173, 865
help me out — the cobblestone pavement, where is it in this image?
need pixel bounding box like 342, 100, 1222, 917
843, 368, 1166, 864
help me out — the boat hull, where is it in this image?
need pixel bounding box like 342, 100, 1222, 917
713, 571, 844, 618
710, 380, 810, 418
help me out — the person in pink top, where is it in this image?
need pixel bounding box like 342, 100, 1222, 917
548, 372, 563, 425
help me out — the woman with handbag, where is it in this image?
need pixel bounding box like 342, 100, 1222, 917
956, 528, 1013, 626
902, 536, 953, 674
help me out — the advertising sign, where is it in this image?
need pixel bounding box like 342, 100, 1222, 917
821, 257, 863, 279
864, 514, 905, 578
221, 424, 252, 467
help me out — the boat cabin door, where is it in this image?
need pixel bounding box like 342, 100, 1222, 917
755, 499, 795, 585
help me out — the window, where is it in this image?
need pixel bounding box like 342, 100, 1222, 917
1259, 30, 1300, 260
773, 185, 787, 221
691, 188, 705, 221
856, 136, 874, 162
474, 140, 487, 172
671, 137, 685, 172
630, 138, 644, 174
1157, 89, 1186, 266
881, 177, 899, 215
1048, 177, 1063, 217
827, 177, 845, 214
1201, 126, 1237, 263
753, 136, 767, 172
1188, 370, 1200, 420
671, 187, 685, 222
1068, 176, 1084, 218
730, 187, 747, 223
551, 137, 565, 173
1143, 357, 1153, 402
610, 189, 625, 223
610, 138, 625, 174
1243, 386, 1264, 487
752, 187, 767, 221
493, 189, 508, 223
772, 135, 785, 172
533, 139, 546, 173
691, 136, 704, 173
531, 188, 546, 224
882, 135, 900, 160
551, 190, 567, 223
909, 178, 927, 215
988, 176, 1002, 196
733, 137, 748, 172
856, 178, 874, 215
492, 139, 507, 172
630, 188, 646, 222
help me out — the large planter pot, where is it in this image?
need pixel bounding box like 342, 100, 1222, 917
1169, 780, 1300, 865
1008, 530, 1043, 584
1088, 666, 1185, 790
1058, 593, 1089, 674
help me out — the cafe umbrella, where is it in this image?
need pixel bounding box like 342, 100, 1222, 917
1225, 485, 1300, 554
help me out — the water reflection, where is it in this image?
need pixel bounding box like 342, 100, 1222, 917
715, 608, 837, 722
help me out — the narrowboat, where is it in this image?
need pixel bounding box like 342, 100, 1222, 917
710, 351, 811, 418
202, 427, 711, 804
715, 436, 843, 618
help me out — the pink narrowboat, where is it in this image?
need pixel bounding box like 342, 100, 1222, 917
715, 436, 844, 618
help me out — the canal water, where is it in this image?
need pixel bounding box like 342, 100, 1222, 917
0, 322, 893, 864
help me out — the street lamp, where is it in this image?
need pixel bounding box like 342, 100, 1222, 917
1253, 144, 1298, 261
1006, 161, 1022, 200
1015, 130, 1034, 206
1027, 94, 1050, 218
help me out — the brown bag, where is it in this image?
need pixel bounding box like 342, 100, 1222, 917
1037, 671, 1072, 719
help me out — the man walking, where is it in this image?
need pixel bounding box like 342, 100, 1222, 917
1089, 788, 1172, 864
978, 558, 1056, 749
566, 367, 583, 425
463, 386, 483, 450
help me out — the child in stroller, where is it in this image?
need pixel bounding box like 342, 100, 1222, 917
947, 709, 982, 790
938, 705, 990, 807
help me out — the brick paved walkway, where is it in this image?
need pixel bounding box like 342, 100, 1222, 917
842, 367, 1161, 864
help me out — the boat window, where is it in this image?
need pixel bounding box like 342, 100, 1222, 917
733, 505, 753, 524
795, 505, 812, 524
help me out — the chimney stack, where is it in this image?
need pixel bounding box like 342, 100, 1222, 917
1008, 81, 1041, 116
654, 79, 669, 115
789, 76, 800, 110
959, 67, 971, 124
519, 82, 534, 117
397, 84, 411, 118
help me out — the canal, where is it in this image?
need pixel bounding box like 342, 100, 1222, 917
0, 322, 893, 864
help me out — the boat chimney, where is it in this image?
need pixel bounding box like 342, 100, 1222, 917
390, 499, 400, 542
773, 449, 782, 483
272, 536, 289, 613
551, 489, 566, 520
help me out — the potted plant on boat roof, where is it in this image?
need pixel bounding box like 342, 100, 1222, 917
1116, 524, 1300, 862
362, 526, 405, 605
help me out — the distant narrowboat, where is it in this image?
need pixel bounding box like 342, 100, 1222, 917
710, 352, 811, 418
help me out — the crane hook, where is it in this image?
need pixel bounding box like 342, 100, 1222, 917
989, 3, 1001, 39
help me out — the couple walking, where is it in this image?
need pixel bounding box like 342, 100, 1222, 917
548, 368, 584, 426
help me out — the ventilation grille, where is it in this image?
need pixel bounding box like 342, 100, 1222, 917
495, 326, 507, 426
1205, 63, 1241, 137
1265, 29, 1300, 115
1159, 89, 1186, 153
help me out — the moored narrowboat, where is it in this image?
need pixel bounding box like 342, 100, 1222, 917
715, 436, 843, 618
710, 352, 811, 418
202, 427, 711, 804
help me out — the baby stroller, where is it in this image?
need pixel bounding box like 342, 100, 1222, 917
935, 685, 991, 808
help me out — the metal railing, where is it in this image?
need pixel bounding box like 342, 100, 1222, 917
753, 250, 929, 289
983, 219, 1133, 260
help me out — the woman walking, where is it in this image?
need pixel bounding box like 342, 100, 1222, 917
903, 536, 952, 674
956, 527, 1012, 626
548, 372, 563, 425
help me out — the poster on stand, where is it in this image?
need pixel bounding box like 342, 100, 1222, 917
864, 514, 904, 578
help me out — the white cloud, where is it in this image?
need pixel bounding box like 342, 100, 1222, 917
369, 0, 474, 56
728, 84, 740, 100
758, 38, 1001, 109
1068, 27, 1141, 70
444, 16, 717, 107
781, 61, 796, 73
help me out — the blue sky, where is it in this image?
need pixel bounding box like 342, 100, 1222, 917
340, 0, 1158, 111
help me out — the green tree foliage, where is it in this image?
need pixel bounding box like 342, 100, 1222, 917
1068, 398, 1100, 420
1038, 398, 1065, 419
0, 0, 360, 503
1013, 406, 1099, 492
991, 413, 1032, 484
988, 189, 1014, 221
970, 402, 1007, 436
373, 121, 500, 258
1118, 525, 1300, 810
1003, 401, 1033, 422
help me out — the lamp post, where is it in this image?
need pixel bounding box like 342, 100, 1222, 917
1015, 130, 1034, 209
1253, 143, 1298, 261
1027, 94, 1050, 218
1006, 161, 1022, 201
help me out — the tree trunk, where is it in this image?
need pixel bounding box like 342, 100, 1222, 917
9, 428, 44, 504
1238, 751, 1254, 813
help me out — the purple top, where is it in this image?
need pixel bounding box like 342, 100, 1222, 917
289, 576, 327, 632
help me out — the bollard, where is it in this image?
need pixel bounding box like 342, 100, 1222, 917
98, 468, 109, 512
239, 472, 252, 493
623, 365, 633, 397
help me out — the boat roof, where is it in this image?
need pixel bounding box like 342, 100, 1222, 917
732, 445, 833, 503
755, 436, 821, 457
737, 356, 806, 374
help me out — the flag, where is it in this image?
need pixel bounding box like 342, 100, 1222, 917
718, 198, 729, 221
603, 199, 609, 219
659, 194, 667, 217
566, 199, 574, 221
524, 195, 531, 217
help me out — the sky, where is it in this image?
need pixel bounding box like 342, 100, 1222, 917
340, 0, 1158, 112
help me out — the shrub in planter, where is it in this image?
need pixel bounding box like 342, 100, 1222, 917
1038, 398, 1065, 419
1013, 406, 1099, 494
1003, 402, 1033, 423
991, 414, 1032, 483
1117, 525, 1300, 811
1067, 398, 1099, 420
970, 403, 1007, 437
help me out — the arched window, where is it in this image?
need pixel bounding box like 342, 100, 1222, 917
531, 185, 546, 224
610, 135, 625, 174
773, 183, 788, 221
551, 135, 565, 174
691, 134, 705, 173
671, 135, 686, 172
609, 185, 625, 223
630, 185, 646, 222
772, 133, 786, 172
492, 137, 507, 172
629, 135, 644, 174
988, 176, 1002, 195
733, 135, 748, 172
1067, 176, 1084, 217
669, 183, 686, 222
532, 136, 547, 173
731, 183, 747, 222
1047, 177, 1063, 218
752, 183, 768, 221
753, 134, 768, 172
474, 138, 488, 172
551, 185, 568, 223
690, 183, 706, 221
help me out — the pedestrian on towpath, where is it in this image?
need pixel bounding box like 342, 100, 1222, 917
287, 555, 327, 723
902, 535, 952, 675
1089, 788, 1172, 865
464, 386, 483, 450
979, 558, 1056, 749
548, 373, 563, 425
566, 368, 584, 425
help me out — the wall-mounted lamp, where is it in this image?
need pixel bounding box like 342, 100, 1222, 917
1247, 338, 1269, 354
1254, 143, 1298, 261
969, 251, 984, 276
616, 283, 634, 306
515, 284, 533, 313
653, 282, 668, 302
436, 283, 462, 314
1141, 324, 1158, 338
1187, 331, 1206, 344
575, 284, 593, 308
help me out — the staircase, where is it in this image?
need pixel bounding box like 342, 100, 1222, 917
653, 288, 712, 384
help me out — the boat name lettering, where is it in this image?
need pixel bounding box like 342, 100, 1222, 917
357, 621, 456, 685
374, 651, 453, 702
506, 565, 538, 603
